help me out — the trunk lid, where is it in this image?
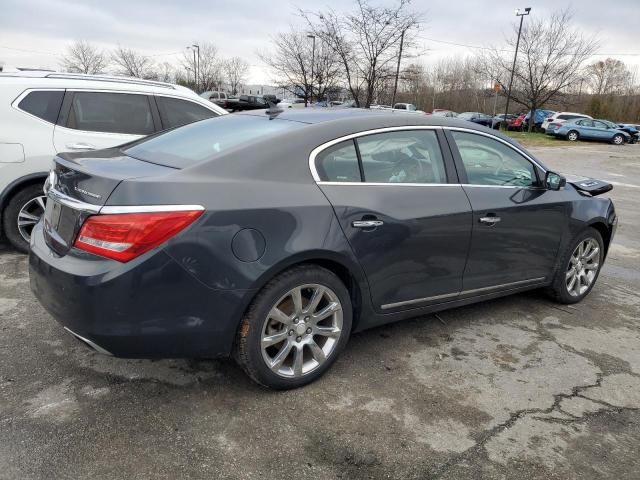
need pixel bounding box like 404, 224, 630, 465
43, 148, 175, 256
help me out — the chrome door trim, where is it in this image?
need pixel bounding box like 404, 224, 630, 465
380, 277, 546, 310
308, 125, 441, 183
317, 182, 460, 187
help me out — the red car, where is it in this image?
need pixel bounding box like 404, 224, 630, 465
508, 114, 526, 131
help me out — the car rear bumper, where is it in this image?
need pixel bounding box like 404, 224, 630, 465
29, 222, 255, 359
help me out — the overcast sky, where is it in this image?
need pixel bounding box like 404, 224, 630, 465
2, 0, 639, 84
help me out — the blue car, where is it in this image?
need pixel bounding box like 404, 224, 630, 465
546, 118, 631, 145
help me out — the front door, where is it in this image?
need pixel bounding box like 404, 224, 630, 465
314, 128, 472, 312
53, 91, 154, 154
446, 129, 567, 292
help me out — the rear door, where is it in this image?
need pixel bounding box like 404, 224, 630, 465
446, 129, 566, 292
313, 128, 472, 312
53, 91, 156, 153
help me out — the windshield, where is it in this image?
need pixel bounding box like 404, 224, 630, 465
600, 120, 618, 128
124, 114, 305, 168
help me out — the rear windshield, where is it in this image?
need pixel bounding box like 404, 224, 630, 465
123, 114, 305, 168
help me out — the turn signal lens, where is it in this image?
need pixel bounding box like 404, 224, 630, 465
74, 210, 204, 262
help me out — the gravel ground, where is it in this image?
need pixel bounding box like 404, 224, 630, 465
1, 143, 639, 479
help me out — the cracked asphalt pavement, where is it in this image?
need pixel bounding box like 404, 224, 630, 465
1, 143, 639, 479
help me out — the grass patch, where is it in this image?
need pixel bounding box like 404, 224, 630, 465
503, 131, 568, 148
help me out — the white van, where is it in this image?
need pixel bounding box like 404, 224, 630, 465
0, 72, 226, 251
541, 111, 592, 132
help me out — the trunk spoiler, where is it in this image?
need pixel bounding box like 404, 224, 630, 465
564, 175, 613, 196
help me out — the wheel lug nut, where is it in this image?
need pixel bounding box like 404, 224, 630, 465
288, 330, 293, 336
305, 316, 310, 321
306, 328, 312, 334
294, 318, 299, 324
296, 336, 302, 342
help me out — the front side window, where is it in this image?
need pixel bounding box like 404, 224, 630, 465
593, 121, 608, 129
315, 140, 360, 182
357, 130, 447, 184
67, 92, 154, 135
156, 96, 217, 129
451, 131, 537, 187
18, 90, 64, 124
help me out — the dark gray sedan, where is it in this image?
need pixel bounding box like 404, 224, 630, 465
30, 109, 617, 389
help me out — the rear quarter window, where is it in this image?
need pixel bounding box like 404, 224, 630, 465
18, 90, 64, 123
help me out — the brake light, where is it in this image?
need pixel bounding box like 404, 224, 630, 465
74, 210, 204, 262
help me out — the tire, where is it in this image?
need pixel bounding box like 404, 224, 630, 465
567, 130, 580, 142
2, 183, 47, 253
547, 228, 604, 304
612, 134, 625, 145
235, 264, 353, 389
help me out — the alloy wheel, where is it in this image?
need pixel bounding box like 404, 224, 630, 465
565, 238, 600, 297
261, 284, 343, 378
17, 195, 46, 242
568, 132, 578, 141
613, 135, 624, 145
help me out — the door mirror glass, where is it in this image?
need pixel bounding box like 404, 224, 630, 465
545, 171, 565, 190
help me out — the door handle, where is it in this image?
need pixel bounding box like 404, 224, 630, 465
352, 220, 384, 228
65, 143, 96, 150
479, 215, 501, 225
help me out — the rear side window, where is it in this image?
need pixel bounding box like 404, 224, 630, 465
18, 90, 64, 123
315, 140, 361, 182
357, 130, 446, 184
124, 114, 304, 168
67, 92, 154, 135
156, 96, 217, 129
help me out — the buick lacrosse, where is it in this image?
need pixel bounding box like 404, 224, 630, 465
30, 109, 617, 389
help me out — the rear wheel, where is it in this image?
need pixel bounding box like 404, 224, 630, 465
235, 265, 352, 389
547, 228, 604, 304
612, 134, 625, 145
567, 130, 580, 142
2, 184, 46, 253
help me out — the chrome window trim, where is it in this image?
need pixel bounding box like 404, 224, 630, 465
47, 187, 204, 215
317, 182, 460, 187
308, 125, 441, 183
308, 124, 547, 185
380, 277, 546, 310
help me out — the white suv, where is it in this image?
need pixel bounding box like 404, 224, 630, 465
541, 111, 592, 132
0, 72, 227, 251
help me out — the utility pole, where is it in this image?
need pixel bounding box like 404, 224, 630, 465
503, 7, 531, 129
392, 28, 406, 108
187, 46, 197, 90
307, 34, 316, 105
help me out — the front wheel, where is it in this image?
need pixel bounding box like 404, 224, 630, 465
612, 134, 625, 145
235, 265, 352, 389
547, 228, 604, 304
2, 184, 47, 253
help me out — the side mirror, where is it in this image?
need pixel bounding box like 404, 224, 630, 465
545, 171, 566, 190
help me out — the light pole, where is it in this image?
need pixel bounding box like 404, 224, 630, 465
503, 7, 531, 129
192, 44, 200, 91
307, 34, 316, 106
186, 46, 197, 89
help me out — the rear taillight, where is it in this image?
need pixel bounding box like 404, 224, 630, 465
74, 210, 204, 262
550, 123, 561, 128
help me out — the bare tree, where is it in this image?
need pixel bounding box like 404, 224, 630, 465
181, 42, 223, 93
111, 46, 156, 79
60, 40, 108, 74
586, 58, 632, 95
481, 9, 598, 131
260, 28, 342, 104
224, 57, 249, 95
302, 0, 421, 107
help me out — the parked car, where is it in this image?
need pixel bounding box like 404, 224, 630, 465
491, 114, 518, 130
430, 110, 457, 117
278, 98, 307, 109
508, 113, 526, 131
30, 109, 617, 389
200, 90, 230, 108
458, 112, 493, 127
0, 71, 226, 252
541, 112, 592, 132
226, 95, 270, 111
546, 118, 631, 144
262, 94, 281, 104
